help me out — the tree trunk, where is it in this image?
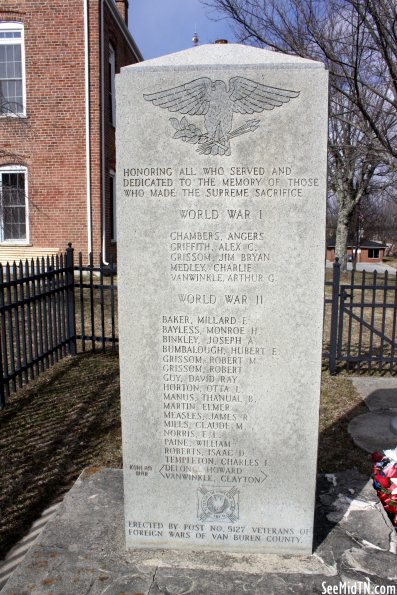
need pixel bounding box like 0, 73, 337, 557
335, 213, 352, 273
335, 216, 350, 272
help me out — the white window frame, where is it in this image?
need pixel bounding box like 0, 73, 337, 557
108, 43, 116, 126
110, 169, 116, 242
0, 22, 26, 117
0, 165, 29, 244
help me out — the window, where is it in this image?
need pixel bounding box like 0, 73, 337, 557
109, 170, 116, 241
368, 248, 379, 259
0, 22, 25, 116
108, 44, 116, 125
0, 166, 28, 242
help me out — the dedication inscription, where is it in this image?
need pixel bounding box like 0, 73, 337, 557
116, 44, 328, 554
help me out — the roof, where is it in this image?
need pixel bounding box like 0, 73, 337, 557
327, 237, 387, 249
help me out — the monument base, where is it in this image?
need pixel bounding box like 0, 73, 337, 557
2, 468, 396, 594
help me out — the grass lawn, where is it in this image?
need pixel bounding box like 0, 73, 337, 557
0, 352, 373, 560
383, 256, 397, 269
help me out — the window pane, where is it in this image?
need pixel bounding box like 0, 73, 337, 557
4, 218, 22, 241
1, 173, 26, 203
1, 170, 26, 241
8, 173, 19, 188
15, 80, 22, 96
2, 172, 12, 186
0, 31, 24, 114
14, 60, 21, 78
6, 51, 12, 77
18, 172, 25, 193
2, 188, 13, 207
6, 45, 14, 61
5, 56, 13, 78
0, 32, 21, 39
5, 45, 20, 77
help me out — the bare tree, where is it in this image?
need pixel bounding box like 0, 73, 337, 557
356, 181, 397, 242
345, 0, 397, 161
202, 0, 397, 268
327, 87, 384, 266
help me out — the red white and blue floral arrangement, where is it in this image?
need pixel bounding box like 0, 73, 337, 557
372, 447, 397, 531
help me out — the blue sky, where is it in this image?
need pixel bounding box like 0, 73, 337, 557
128, 0, 236, 60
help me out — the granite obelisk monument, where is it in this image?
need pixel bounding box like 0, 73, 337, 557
116, 44, 328, 554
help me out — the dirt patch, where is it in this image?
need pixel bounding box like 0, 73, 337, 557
81, 466, 105, 478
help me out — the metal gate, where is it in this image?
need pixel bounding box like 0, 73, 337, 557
327, 261, 397, 374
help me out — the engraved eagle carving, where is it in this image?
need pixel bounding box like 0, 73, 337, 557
143, 77, 300, 156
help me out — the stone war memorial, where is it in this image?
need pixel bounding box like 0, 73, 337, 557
4, 43, 397, 595
117, 43, 328, 555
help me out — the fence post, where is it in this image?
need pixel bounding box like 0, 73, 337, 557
0, 274, 4, 407
329, 257, 341, 375
65, 243, 77, 356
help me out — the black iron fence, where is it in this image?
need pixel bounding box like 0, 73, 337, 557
0, 248, 396, 405
0, 249, 75, 405
75, 251, 117, 354
324, 260, 397, 374
0, 244, 118, 406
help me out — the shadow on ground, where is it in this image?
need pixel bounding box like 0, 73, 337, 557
0, 357, 388, 559
0, 352, 121, 559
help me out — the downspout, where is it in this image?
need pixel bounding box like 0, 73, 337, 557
100, 0, 109, 264
84, 0, 93, 256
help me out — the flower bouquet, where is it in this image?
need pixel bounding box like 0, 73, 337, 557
372, 446, 397, 530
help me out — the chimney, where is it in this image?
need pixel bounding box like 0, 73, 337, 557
115, 0, 129, 25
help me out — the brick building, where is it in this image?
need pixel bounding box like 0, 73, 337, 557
326, 237, 387, 263
0, 0, 142, 264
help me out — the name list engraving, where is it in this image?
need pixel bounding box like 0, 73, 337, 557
122, 161, 318, 547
